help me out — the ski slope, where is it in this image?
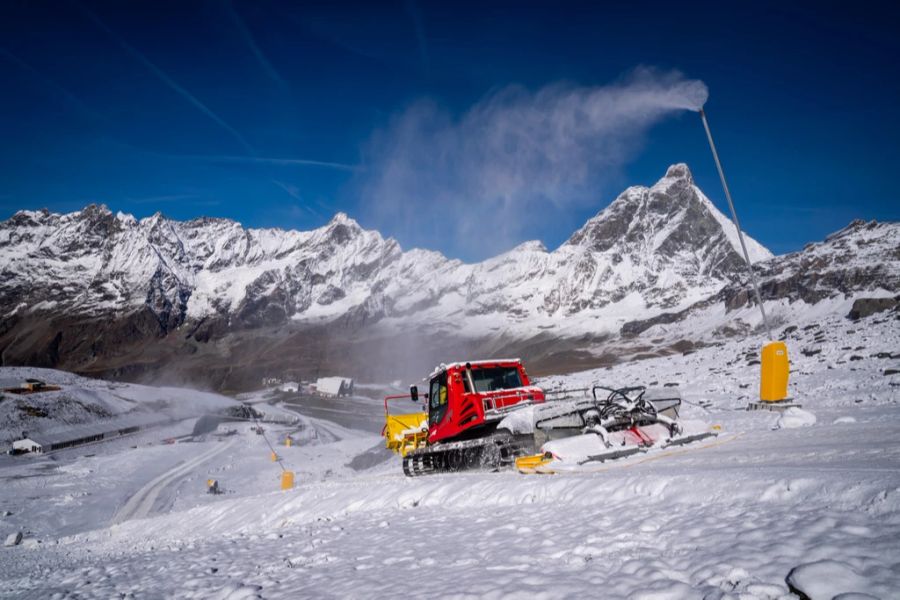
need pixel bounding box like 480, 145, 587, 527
0, 311, 898, 599
113, 439, 237, 524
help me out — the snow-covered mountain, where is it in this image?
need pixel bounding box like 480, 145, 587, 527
1, 164, 764, 331
1, 164, 896, 388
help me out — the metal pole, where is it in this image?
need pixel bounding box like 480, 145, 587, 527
699, 107, 773, 340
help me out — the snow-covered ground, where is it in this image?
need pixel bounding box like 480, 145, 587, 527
0, 367, 240, 446
1, 311, 898, 599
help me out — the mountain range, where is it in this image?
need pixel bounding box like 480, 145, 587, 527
1, 164, 896, 390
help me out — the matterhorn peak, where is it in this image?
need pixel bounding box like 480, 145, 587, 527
663, 163, 693, 182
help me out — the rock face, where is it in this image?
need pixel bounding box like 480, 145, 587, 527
621, 218, 900, 341
0, 164, 896, 389
848, 297, 898, 320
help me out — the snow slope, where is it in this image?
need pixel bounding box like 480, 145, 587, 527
0, 367, 239, 445
0, 310, 897, 599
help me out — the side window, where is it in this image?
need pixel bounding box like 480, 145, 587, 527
428, 372, 449, 427
430, 379, 441, 409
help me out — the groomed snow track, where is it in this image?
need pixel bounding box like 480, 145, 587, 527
113, 440, 235, 524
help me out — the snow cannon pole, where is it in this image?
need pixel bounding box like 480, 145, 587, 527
698, 107, 772, 340
699, 107, 792, 406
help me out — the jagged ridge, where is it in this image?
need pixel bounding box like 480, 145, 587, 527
1, 164, 896, 388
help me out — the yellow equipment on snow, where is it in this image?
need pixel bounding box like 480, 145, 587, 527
281, 471, 294, 490
760, 341, 790, 402
384, 411, 428, 457
515, 453, 554, 474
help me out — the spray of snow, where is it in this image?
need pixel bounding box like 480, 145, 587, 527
358, 67, 708, 259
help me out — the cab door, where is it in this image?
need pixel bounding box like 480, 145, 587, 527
428, 371, 449, 428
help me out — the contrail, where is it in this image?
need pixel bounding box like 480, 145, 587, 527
224, 1, 285, 85
195, 154, 358, 171
271, 180, 321, 216
74, 1, 255, 154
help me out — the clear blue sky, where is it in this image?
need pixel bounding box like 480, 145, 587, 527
1, 0, 897, 259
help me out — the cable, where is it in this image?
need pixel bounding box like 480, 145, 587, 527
249, 409, 286, 473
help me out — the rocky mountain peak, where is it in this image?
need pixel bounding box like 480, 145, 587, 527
328, 212, 354, 226
564, 163, 761, 262
78, 203, 113, 221
663, 162, 693, 182
7, 165, 892, 391
320, 211, 363, 242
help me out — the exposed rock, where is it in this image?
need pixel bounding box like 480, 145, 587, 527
847, 296, 898, 320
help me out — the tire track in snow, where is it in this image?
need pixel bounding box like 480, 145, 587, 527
112, 440, 235, 524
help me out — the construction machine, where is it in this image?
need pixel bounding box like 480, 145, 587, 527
382, 358, 715, 476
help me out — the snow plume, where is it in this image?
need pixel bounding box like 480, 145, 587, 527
358, 68, 708, 260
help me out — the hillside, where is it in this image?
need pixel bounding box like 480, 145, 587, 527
0, 305, 897, 598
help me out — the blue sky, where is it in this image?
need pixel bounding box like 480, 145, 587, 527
1, 0, 897, 259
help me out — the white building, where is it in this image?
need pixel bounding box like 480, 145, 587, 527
279, 381, 300, 393
11, 438, 43, 454
7, 414, 169, 456
315, 377, 354, 398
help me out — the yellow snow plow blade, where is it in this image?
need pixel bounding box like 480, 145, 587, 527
384, 412, 428, 457
515, 453, 554, 474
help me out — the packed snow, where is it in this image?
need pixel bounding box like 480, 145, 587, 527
1, 310, 898, 598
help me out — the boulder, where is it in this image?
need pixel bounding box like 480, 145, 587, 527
847, 297, 898, 320
4, 531, 22, 547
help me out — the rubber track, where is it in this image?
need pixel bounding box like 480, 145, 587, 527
402, 434, 530, 477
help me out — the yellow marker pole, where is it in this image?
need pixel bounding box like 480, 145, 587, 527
281, 471, 294, 490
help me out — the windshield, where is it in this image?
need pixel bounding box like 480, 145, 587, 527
465, 367, 523, 393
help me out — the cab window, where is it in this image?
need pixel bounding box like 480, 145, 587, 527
465, 366, 523, 392
428, 371, 449, 426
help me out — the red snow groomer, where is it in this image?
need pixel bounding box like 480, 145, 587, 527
383, 358, 715, 477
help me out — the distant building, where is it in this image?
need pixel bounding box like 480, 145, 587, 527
22, 379, 46, 392
6, 414, 169, 456
1, 378, 61, 396
279, 381, 300, 393
315, 377, 354, 398
11, 438, 43, 455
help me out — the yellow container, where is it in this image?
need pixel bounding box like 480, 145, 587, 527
760, 341, 790, 401
281, 470, 294, 490
270, 451, 278, 462
285, 437, 292, 447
